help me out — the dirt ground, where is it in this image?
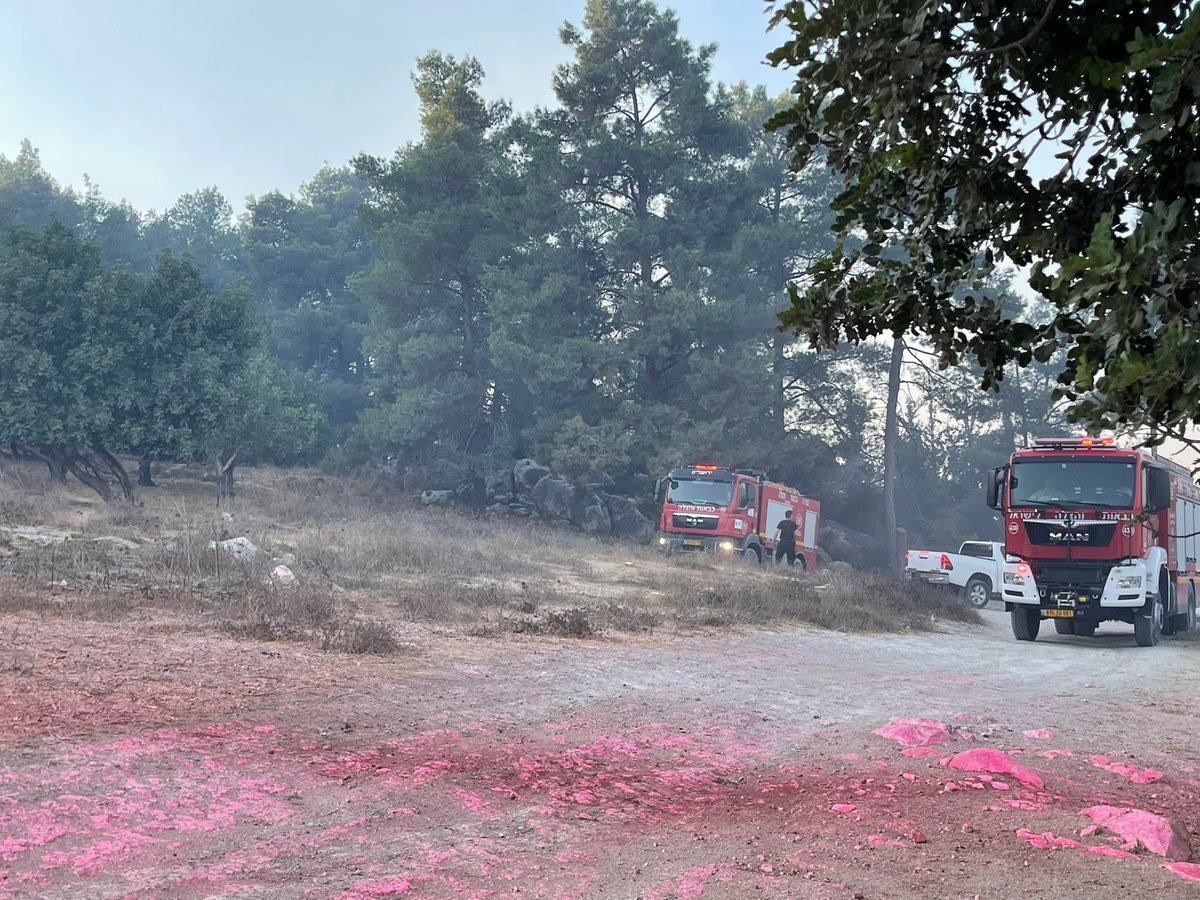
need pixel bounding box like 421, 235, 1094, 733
5, 605, 1200, 899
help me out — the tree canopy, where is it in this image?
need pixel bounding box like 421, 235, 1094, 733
766, 0, 1200, 449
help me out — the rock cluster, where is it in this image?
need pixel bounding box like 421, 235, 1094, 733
421, 458, 656, 540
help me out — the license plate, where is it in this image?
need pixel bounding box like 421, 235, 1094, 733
683, 539, 702, 547
1044, 609, 1074, 618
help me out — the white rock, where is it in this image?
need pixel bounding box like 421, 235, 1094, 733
207, 536, 260, 560
270, 565, 297, 587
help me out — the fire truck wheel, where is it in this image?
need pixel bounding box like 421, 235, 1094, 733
1163, 583, 1179, 635
1168, 584, 1194, 633
1053, 618, 1076, 635
742, 546, 761, 564
1011, 606, 1040, 642
1134, 594, 1163, 647
962, 576, 991, 608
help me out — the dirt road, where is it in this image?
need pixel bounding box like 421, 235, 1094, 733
4, 607, 1200, 898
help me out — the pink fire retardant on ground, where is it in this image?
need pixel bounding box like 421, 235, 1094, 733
1015, 829, 1083, 850
1165, 862, 1200, 881
873, 718, 953, 748
1089, 755, 1164, 784
1022, 729, 1053, 740
1079, 806, 1191, 861
945, 748, 1044, 791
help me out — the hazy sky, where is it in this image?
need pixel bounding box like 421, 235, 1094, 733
0, 1, 789, 215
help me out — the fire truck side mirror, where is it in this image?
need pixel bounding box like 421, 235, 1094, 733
986, 466, 1008, 510
653, 478, 665, 504
1145, 467, 1171, 512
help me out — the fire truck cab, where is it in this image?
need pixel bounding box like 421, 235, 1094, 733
988, 436, 1200, 646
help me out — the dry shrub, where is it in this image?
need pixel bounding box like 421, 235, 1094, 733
602, 603, 662, 633
320, 618, 400, 655
542, 607, 597, 638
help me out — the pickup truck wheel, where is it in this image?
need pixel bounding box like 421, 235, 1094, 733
962, 576, 991, 609
1053, 618, 1076, 635
1134, 593, 1163, 647
1011, 606, 1040, 642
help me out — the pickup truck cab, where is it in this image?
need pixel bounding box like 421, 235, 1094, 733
905, 540, 1003, 608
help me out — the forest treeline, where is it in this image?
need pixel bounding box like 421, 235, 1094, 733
0, 0, 1066, 546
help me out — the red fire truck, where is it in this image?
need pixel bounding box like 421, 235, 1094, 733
987, 436, 1200, 646
655, 464, 820, 569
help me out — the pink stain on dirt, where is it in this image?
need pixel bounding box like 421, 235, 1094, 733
1165, 861, 1200, 881
1085, 846, 1138, 861
1016, 828, 1084, 851
874, 718, 955, 748
1089, 755, 1163, 784
1079, 805, 1191, 860
945, 748, 1045, 791
1022, 729, 1053, 740
645, 863, 735, 900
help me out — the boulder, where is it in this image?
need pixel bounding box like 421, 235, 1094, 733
270, 565, 297, 588
532, 476, 611, 534
572, 492, 611, 535
208, 536, 260, 561
485, 470, 514, 503
604, 494, 655, 541
513, 459, 551, 495
531, 476, 574, 521
819, 521, 880, 570
421, 489, 453, 507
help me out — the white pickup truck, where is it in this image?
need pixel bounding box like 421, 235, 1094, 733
904, 540, 1004, 608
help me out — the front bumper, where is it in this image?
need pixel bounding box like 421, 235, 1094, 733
656, 532, 741, 554
1001, 560, 1147, 609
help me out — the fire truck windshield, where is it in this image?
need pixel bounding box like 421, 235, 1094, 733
1010, 459, 1135, 509
666, 478, 734, 508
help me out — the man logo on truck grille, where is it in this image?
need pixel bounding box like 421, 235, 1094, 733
1049, 530, 1090, 543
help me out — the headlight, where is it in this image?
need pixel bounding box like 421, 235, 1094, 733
1116, 574, 1143, 588
1004, 572, 1027, 585
719, 541, 734, 551
658, 537, 668, 546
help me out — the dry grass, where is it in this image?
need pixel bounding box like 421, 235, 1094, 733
0, 458, 982, 653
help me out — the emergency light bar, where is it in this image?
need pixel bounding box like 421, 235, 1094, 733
1032, 436, 1115, 449
689, 464, 719, 472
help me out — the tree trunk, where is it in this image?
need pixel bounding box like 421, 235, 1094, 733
216, 450, 238, 506
882, 336, 904, 575
93, 447, 134, 502
30, 444, 70, 482
137, 452, 155, 487
63, 451, 111, 502
771, 333, 787, 437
